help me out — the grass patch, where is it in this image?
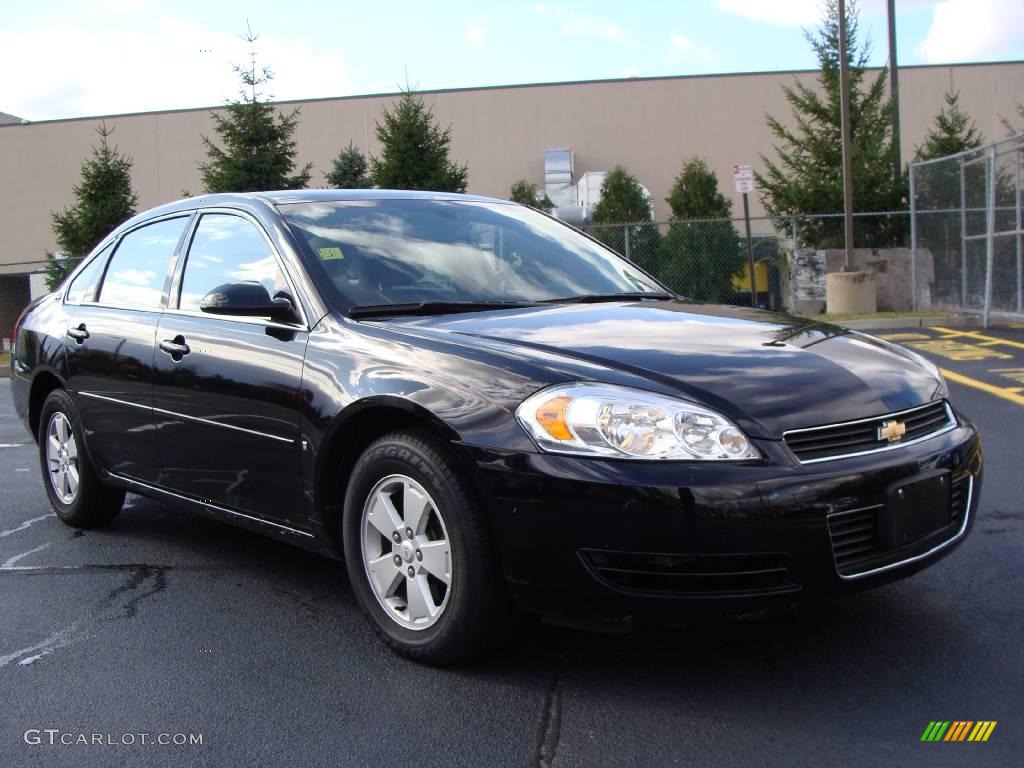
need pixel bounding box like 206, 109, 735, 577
818, 310, 953, 322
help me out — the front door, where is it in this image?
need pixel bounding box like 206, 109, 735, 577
153, 212, 309, 528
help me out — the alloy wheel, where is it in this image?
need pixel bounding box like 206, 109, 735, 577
361, 474, 452, 630
46, 412, 80, 505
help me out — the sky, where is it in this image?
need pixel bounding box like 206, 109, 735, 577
2, 0, 1023, 122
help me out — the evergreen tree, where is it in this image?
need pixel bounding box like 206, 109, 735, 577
913, 93, 990, 302
590, 166, 660, 274
508, 179, 553, 209
325, 141, 371, 189
915, 91, 983, 161
199, 25, 312, 193
1000, 103, 1023, 136
47, 123, 138, 289
659, 158, 743, 302
370, 89, 468, 192
757, 0, 905, 248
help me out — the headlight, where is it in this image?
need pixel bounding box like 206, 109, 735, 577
516, 383, 759, 460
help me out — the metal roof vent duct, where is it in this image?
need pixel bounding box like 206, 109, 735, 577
544, 148, 575, 209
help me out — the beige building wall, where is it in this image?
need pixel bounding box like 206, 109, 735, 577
1, 61, 1022, 272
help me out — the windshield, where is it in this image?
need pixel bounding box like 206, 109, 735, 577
278, 199, 664, 309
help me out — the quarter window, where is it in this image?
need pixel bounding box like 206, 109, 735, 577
65, 244, 111, 304
97, 217, 189, 310
178, 214, 291, 312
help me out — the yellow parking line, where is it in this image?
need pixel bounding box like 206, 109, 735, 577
877, 333, 933, 341
941, 368, 1024, 406
932, 327, 1024, 351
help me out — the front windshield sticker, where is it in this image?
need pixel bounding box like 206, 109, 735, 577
319, 246, 344, 261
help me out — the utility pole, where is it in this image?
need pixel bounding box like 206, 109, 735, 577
838, 0, 855, 269
887, 0, 901, 180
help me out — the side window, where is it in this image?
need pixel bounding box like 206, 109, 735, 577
97, 217, 189, 310
178, 214, 291, 313
65, 244, 111, 304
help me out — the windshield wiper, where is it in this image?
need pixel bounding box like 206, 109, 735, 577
348, 300, 543, 319
541, 291, 676, 304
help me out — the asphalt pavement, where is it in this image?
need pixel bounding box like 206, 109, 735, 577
2, 327, 1023, 767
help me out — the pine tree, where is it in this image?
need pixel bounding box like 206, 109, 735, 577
370, 90, 468, 192
1000, 103, 1023, 136
913, 92, 988, 300
915, 91, 983, 161
199, 25, 312, 193
47, 123, 138, 289
508, 179, 553, 209
659, 158, 743, 301
757, 0, 905, 248
590, 166, 660, 274
325, 141, 371, 189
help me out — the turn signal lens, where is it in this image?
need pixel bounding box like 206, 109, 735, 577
535, 395, 574, 441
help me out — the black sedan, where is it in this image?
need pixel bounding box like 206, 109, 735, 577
10, 190, 982, 664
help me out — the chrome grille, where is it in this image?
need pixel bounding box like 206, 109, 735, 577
784, 401, 955, 463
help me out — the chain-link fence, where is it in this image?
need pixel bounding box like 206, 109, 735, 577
587, 211, 911, 312
911, 134, 1024, 326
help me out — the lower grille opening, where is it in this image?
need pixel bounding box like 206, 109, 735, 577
579, 549, 798, 596
827, 474, 971, 577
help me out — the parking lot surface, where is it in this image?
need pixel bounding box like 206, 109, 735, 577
2, 326, 1023, 767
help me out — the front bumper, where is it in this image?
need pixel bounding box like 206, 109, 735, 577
466, 418, 982, 629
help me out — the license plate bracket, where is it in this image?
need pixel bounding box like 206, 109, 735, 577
880, 470, 952, 548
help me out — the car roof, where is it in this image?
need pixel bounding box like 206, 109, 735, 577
125, 189, 509, 223
100, 189, 518, 252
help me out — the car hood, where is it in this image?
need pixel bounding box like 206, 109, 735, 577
377, 301, 945, 438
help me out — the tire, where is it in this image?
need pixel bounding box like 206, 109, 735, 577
38, 389, 125, 528
343, 430, 502, 665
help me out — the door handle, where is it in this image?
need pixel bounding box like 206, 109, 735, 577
159, 336, 191, 359
67, 324, 89, 343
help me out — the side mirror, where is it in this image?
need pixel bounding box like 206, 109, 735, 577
199, 281, 295, 323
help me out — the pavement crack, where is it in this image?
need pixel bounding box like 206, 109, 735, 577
102, 565, 170, 619
530, 669, 562, 768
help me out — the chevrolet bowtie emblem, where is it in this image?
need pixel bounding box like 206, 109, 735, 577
878, 419, 907, 443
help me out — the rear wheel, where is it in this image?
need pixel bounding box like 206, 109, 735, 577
343, 430, 501, 665
38, 389, 124, 528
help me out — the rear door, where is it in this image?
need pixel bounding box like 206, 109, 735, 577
153, 211, 309, 527
65, 215, 192, 483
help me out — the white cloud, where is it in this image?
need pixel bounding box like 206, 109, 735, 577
918, 0, 1024, 63
618, 64, 639, 78
532, 4, 630, 44
715, 0, 940, 27
714, 0, 822, 27
464, 19, 485, 49
0, 16, 351, 120
562, 17, 629, 44
668, 33, 720, 66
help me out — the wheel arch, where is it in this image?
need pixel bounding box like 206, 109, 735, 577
28, 369, 67, 442
313, 396, 478, 554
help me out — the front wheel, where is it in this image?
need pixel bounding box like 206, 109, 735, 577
38, 389, 125, 528
342, 430, 502, 665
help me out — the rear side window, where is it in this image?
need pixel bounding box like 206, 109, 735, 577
97, 217, 189, 310
178, 214, 290, 311
65, 244, 111, 304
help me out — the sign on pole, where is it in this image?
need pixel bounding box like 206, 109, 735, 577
732, 163, 754, 195
732, 163, 758, 307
